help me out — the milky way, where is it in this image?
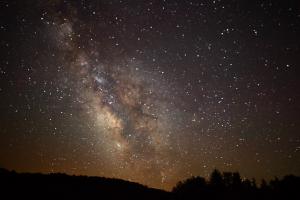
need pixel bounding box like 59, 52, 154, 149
37, 3, 181, 187
0, 0, 300, 190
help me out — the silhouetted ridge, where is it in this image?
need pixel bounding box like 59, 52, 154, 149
0, 168, 171, 199
1, 168, 300, 200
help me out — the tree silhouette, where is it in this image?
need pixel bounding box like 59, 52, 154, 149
1, 167, 300, 200
173, 169, 300, 200
209, 169, 223, 186
173, 176, 208, 199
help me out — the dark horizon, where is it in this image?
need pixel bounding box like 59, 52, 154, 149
1, 167, 299, 191
1, 167, 300, 200
0, 166, 298, 191
1, 0, 300, 191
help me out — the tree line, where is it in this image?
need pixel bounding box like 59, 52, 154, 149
172, 169, 300, 199
1, 167, 299, 199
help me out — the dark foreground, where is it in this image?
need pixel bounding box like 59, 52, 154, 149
1, 168, 299, 200
0, 168, 170, 199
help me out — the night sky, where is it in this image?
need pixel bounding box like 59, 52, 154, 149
0, 0, 299, 190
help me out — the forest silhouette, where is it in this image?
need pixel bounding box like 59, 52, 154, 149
0, 168, 299, 199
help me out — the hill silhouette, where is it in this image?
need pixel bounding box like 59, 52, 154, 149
1, 168, 299, 199
0, 168, 171, 199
